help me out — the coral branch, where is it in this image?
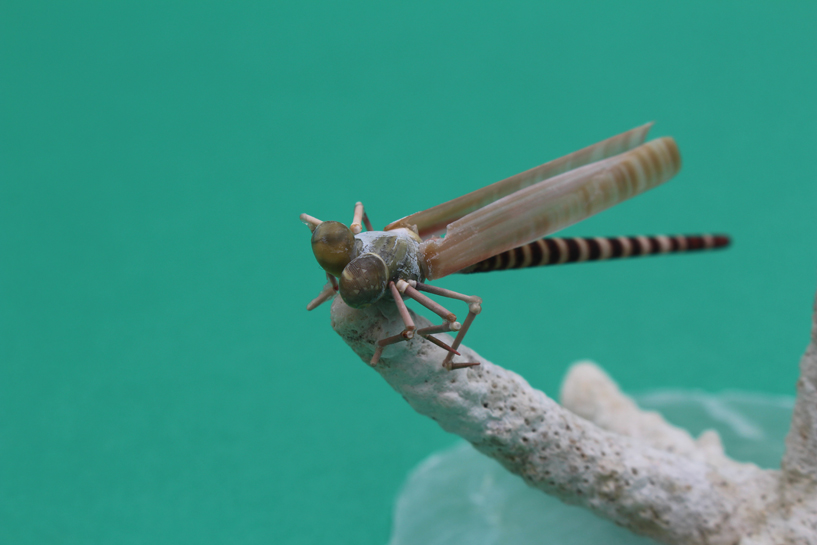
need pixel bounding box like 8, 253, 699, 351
778, 295, 817, 539
782, 296, 817, 483
331, 295, 817, 544
560, 361, 727, 464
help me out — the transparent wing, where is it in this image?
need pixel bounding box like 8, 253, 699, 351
385, 123, 653, 237
421, 137, 681, 279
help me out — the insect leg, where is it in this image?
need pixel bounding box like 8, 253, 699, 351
369, 329, 414, 366
371, 280, 459, 365
377, 281, 475, 369
368, 283, 420, 366
300, 213, 323, 232
442, 307, 481, 370
306, 282, 335, 311
396, 281, 457, 323
306, 273, 338, 311
412, 321, 462, 357
413, 282, 480, 304
420, 333, 461, 356
412, 282, 482, 370
397, 280, 481, 370
415, 322, 457, 335
350, 202, 374, 234
388, 281, 416, 332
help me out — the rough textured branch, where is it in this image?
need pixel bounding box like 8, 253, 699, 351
331, 295, 817, 544
783, 296, 817, 483
560, 362, 728, 465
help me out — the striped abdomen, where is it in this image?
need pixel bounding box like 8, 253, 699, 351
458, 234, 730, 274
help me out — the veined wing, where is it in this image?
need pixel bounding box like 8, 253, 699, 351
384, 123, 653, 237
421, 137, 681, 279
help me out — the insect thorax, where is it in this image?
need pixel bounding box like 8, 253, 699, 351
353, 228, 426, 284
334, 228, 426, 309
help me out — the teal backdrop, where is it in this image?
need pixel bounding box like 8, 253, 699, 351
1, 2, 815, 544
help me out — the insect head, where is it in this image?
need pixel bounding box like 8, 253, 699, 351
310, 221, 388, 308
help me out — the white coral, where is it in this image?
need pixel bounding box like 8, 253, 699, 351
331, 293, 817, 544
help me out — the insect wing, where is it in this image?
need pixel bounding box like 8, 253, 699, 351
384, 123, 653, 237
421, 137, 681, 279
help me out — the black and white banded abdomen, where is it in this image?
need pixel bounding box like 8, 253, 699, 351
458, 234, 730, 274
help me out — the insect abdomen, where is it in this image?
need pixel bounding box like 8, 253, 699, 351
458, 234, 730, 274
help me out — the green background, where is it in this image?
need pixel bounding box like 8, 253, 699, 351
1, 2, 815, 544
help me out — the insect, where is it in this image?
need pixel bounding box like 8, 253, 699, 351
301, 123, 730, 370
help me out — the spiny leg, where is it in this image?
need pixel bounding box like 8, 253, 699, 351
369, 328, 415, 366
395, 280, 480, 371
361, 207, 373, 231
444, 312, 481, 370
370, 282, 417, 366
396, 280, 457, 323
350, 201, 373, 234
413, 321, 461, 357
370, 326, 461, 366
415, 322, 457, 335
370, 281, 475, 369
369, 279, 464, 367
306, 283, 334, 311
420, 333, 461, 357
413, 281, 482, 370
300, 213, 323, 232
306, 272, 339, 311
388, 281, 416, 333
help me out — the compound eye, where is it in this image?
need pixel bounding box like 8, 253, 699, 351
339, 253, 389, 308
311, 221, 355, 277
